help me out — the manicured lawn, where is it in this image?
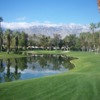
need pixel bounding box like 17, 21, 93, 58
0, 52, 27, 59
26, 50, 66, 54
0, 51, 100, 100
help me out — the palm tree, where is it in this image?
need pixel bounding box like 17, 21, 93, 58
15, 35, 18, 53
5, 29, 12, 54
63, 35, 70, 51
97, 22, 100, 52
0, 17, 3, 51
53, 34, 61, 50
20, 31, 28, 50
7, 33, 10, 54
0, 29, 3, 51
80, 33, 86, 51
90, 23, 97, 51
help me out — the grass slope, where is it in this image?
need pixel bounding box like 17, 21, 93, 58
0, 51, 100, 100
0, 52, 27, 59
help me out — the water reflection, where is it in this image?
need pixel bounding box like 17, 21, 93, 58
14, 59, 21, 80
0, 55, 75, 83
4, 59, 12, 82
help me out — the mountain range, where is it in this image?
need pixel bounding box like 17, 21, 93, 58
2, 22, 90, 38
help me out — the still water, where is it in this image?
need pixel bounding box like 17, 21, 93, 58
0, 54, 75, 83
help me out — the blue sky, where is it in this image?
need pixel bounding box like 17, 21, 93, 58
0, 0, 100, 24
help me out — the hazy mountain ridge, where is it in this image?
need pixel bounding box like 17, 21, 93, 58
2, 22, 90, 38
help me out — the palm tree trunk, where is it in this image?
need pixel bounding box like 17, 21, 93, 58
7, 34, 10, 54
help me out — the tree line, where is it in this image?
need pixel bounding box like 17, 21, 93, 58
1, 17, 100, 53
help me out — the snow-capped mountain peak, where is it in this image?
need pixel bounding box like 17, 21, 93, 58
1, 22, 90, 38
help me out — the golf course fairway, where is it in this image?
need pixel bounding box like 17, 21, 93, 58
0, 51, 100, 100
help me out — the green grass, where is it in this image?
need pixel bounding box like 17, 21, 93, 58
0, 52, 27, 59
0, 51, 100, 100
26, 50, 66, 54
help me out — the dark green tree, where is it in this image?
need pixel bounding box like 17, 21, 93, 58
19, 31, 28, 50
90, 23, 97, 51
58, 39, 63, 50
52, 34, 61, 50
0, 28, 3, 51
39, 35, 49, 49
15, 35, 18, 53
0, 17, 3, 51
5, 29, 12, 54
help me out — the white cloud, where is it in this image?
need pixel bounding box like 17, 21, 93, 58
1, 21, 91, 38
1, 22, 89, 28
16, 17, 27, 21
2, 21, 63, 29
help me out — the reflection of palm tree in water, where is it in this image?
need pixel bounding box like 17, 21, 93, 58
4, 59, 13, 82
0, 59, 4, 72
58, 55, 64, 64
4, 59, 21, 82
18, 57, 27, 71
39, 57, 47, 68
37, 55, 75, 70
14, 58, 21, 80
54, 55, 75, 70
0, 59, 5, 82
63, 61, 75, 70
61, 56, 75, 70
15, 58, 18, 74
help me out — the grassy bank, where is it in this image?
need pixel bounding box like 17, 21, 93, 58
0, 52, 27, 59
0, 51, 100, 100
26, 50, 67, 54
0, 50, 65, 59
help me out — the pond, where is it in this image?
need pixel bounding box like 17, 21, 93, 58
0, 54, 75, 83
